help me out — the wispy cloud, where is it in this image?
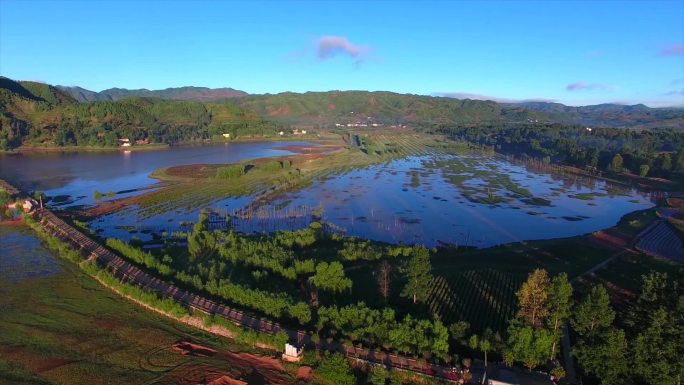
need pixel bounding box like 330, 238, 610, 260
671, 78, 684, 85
664, 90, 684, 96
658, 44, 684, 56
435, 92, 555, 103
316, 36, 370, 63
566, 81, 616, 92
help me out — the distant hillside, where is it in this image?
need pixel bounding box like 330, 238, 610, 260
1, 76, 683, 150
235, 91, 543, 127
505, 101, 684, 130
58, 85, 248, 102
0, 77, 273, 150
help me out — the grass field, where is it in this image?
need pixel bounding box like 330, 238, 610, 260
0, 226, 299, 385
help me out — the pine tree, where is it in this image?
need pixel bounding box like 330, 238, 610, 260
401, 245, 432, 304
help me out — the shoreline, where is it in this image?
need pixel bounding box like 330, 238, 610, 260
1, 135, 333, 155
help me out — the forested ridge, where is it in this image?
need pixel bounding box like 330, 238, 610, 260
2, 76, 683, 150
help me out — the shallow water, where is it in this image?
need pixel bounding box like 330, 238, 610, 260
0, 224, 62, 282
0, 141, 312, 207
88, 154, 655, 248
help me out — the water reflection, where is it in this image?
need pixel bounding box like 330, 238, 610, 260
0, 141, 312, 207
90, 154, 655, 248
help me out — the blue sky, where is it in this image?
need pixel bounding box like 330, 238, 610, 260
1, 0, 683, 107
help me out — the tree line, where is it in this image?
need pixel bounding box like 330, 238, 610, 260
436, 124, 684, 179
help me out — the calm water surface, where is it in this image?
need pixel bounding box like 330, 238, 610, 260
0, 141, 312, 207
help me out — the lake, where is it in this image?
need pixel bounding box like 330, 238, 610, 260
0, 141, 312, 207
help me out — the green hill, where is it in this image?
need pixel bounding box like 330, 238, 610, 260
58, 85, 248, 102
1, 76, 683, 150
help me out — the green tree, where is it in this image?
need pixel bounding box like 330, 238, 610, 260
316, 353, 355, 385
507, 321, 555, 370
628, 272, 684, 385
401, 245, 432, 304
32, 191, 46, 207
609, 153, 623, 172
661, 153, 673, 172
311, 261, 352, 293
449, 321, 470, 342
547, 273, 572, 359
480, 329, 493, 367
639, 164, 650, 177
571, 285, 614, 338
516, 268, 551, 328
573, 329, 629, 385
0, 190, 11, 208
431, 319, 450, 361
468, 334, 479, 351
675, 149, 684, 172
368, 366, 388, 385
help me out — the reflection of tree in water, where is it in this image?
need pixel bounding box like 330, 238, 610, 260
605, 184, 631, 197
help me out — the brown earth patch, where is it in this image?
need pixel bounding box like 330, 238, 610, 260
667, 198, 684, 210
268, 106, 290, 117
154, 363, 235, 385
164, 164, 220, 179
82, 192, 152, 218
591, 230, 630, 249
93, 318, 121, 331
224, 351, 285, 373
327, 103, 336, 111
296, 366, 312, 381
172, 341, 218, 357
403, 113, 417, 122
207, 376, 248, 385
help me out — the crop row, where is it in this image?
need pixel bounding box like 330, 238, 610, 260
427, 269, 525, 333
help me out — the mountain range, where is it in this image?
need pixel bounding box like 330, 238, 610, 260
57, 85, 248, 102
1, 76, 683, 150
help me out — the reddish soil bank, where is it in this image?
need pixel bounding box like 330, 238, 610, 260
172, 341, 218, 357
590, 230, 630, 250
296, 366, 312, 382
81, 193, 150, 218
168, 342, 291, 385
207, 376, 248, 385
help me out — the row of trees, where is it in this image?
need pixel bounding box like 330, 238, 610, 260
317, 302, 450, 360
438, 124, 684, 178
607, 150, 684, 177
482, 267, 684, 385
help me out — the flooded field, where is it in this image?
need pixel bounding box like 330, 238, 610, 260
86, 153, 655, 248
0, 224, 63, 282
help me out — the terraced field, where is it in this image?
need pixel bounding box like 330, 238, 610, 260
636, 220, 684, 261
